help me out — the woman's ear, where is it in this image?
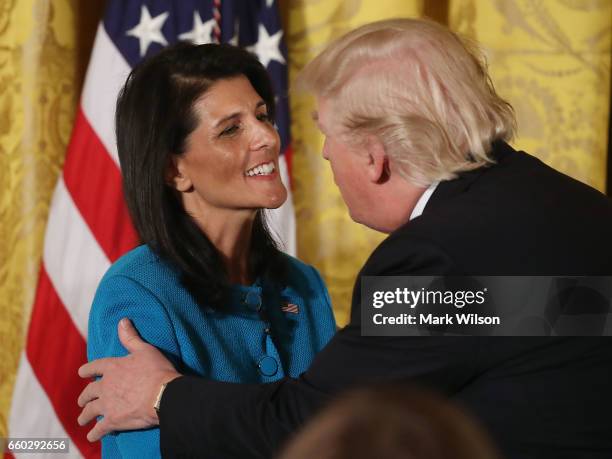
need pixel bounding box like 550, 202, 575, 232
165, 156, 193, 192
365, 135, 389, 183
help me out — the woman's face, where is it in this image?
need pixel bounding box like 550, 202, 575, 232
172, 75, 287, 217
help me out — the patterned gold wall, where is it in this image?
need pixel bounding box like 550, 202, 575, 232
0, 0, 103, 439
450, 0, 611, 190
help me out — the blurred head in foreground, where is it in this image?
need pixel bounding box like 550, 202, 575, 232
278, 385, 504, 459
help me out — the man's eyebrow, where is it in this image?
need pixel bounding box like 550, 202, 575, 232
214, 101, 267, 128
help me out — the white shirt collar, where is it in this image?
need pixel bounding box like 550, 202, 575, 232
409, 182, 439, 221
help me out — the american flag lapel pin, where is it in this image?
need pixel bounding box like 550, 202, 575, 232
281, 301, 299, 314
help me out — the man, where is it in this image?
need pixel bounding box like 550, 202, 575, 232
78, 18, 612, 458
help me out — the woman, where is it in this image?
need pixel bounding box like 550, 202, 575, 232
87, 42, 336, 458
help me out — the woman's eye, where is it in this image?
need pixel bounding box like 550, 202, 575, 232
220, 125, 240, 136
257, 112, 271, 122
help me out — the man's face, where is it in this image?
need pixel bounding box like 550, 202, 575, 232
315, 98, 371, 225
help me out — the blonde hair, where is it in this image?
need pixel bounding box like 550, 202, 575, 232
296, 18, 516, 186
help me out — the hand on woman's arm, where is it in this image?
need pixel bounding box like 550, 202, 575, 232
78, 318, 181, 441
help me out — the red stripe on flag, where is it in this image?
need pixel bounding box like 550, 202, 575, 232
26, 266, 101, 459
283, 144, 293, 188
63, 108, 138, 262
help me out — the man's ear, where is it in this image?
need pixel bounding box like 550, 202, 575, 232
165, 156, 193, 192
365, 135, 389, 183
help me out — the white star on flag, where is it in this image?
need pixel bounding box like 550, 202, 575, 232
127, 5, 168, 56
248, 24, 285, 68
179, 11, 217, 45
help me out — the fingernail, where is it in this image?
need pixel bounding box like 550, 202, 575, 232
120, 318, 129, 329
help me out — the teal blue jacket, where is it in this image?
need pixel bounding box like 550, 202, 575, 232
87, 245, 336, 458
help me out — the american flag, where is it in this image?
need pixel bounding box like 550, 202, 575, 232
7, 1, 294, 457
281, 302, 300, 314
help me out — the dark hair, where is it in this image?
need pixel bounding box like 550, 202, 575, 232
116, 42, 286, 310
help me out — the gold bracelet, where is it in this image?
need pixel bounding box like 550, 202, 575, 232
154, 382, 168, 413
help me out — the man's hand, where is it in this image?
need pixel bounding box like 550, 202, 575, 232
77, 318, 181, 442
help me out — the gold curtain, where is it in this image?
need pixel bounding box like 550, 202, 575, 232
449, 0, 611, 191
287, 0, 425, 326
0, 0, 103, 439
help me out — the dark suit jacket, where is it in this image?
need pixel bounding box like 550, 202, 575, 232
159, 142, 612, 459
